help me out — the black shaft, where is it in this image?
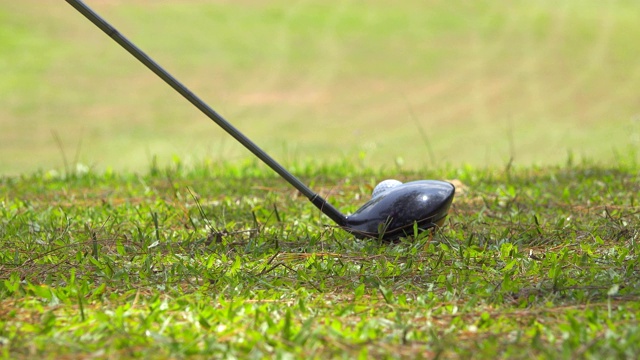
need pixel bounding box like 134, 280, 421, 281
65, 0, 347, 227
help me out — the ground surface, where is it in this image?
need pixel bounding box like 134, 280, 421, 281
1, 160, 639, 358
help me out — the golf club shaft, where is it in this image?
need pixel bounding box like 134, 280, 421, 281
65, 0, 347, 227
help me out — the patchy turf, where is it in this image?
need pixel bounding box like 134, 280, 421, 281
1, 158, 638, 358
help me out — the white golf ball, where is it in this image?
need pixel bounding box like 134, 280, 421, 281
372, 179, 403, 198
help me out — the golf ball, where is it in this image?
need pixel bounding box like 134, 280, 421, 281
372, 179, 403, 198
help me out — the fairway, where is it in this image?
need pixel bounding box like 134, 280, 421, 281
1, 0, 639, 174
1, 1, 640, 358
1, 161, 639, 358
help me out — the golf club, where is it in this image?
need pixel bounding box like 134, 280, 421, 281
65, 0, 455, 241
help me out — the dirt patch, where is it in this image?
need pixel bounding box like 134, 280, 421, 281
237, 89, 329, 107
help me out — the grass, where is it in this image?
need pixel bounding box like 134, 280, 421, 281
1, 157, 639, 358
2, 1, 640, 357
2, 0, 640, 174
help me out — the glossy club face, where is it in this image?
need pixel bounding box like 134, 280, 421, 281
345, 180, 455, 240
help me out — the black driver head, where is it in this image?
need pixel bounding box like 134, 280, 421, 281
344, 180, 455, 240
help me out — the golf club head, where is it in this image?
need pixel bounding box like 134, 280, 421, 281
344, 180, 455, 241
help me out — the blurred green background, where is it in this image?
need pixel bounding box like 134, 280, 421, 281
1, 0, 639, 175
